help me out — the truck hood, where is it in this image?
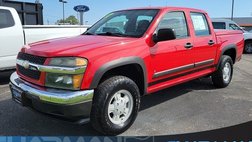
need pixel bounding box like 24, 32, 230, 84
24, 35, 137, 57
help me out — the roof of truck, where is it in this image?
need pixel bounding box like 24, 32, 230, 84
211, 18, 236, 23
212, 17, 252, 26
118, 6, 206, 13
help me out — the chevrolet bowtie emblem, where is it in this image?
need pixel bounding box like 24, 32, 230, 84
22, 60, 30, 69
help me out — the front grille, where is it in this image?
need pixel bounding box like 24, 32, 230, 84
17, 52, 46, 80
18, 52, 46, 65
17, 65, 41, 80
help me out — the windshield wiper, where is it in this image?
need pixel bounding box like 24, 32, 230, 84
96, 32, 125, 37
83, 32, 94, 35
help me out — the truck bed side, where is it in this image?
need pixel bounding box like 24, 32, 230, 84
215, 29, 244, 64
24, 25, 89, 44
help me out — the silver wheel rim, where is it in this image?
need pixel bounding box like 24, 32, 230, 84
245, 43, 252, 53
107, 90, 133, 126
223, 62, 231, 83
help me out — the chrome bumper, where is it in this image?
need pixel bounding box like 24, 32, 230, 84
10, 72, 94, 105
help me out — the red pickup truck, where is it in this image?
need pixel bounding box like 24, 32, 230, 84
10, 7, 244, 135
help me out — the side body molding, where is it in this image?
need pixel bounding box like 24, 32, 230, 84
90, 57, 148, 94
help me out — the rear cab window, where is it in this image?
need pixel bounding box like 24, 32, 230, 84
156, 11, 189, 39
212, 22, 226, 29
0, 9, 15, 29
190, 12, 211, 36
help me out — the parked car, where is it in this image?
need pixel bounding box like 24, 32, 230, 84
212, 18, 252, 54
0, 6, 89, 71
10, 7, 244, 135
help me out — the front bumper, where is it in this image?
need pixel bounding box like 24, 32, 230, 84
9, 72, 94, 120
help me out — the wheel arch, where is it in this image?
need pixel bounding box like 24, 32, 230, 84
245, 39, 252, 43
90, 57, 148, 95
218, 44, 237, 68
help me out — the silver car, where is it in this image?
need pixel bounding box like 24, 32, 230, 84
212, 18, 252, 54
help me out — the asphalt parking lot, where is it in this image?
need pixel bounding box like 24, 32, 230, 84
0, 55, 252, 136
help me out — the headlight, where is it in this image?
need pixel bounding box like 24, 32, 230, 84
46, 73, 83, 90
49, 57, 87, 67
45, 57, 87, 90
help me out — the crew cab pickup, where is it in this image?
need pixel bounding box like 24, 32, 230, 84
10, 7, 244, 135
0, 6, 88, 70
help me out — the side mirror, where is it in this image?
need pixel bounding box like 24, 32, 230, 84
153, 28, 176, 43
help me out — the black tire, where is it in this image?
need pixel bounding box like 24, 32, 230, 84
90, 76, 140, 135
244, 41, 252, 54
212, 55, 233, 88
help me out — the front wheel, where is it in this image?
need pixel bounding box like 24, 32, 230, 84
212, 55, 233, 88
90, 76, 140, 135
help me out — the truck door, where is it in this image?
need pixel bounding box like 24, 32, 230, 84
190, 12, 217, 68
0, 8, 24, 69
150, 11, 195, 81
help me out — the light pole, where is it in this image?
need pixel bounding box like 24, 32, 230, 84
231, 0, 235, 20
59, 0, 67, 24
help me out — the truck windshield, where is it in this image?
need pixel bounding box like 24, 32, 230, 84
84, 9, 159, 38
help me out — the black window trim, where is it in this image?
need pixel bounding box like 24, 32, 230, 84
190, 12, 212, 37
155, 10, 191, 40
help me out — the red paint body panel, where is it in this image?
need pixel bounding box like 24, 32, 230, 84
17, 7, 244, 94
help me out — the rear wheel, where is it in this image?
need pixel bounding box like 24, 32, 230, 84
244, 41, 252, 54
212, 55, 233, 88
90, 76, 140, 135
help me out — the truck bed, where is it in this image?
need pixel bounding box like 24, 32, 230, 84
215, 29, 244, 62
24, 25, 89, 44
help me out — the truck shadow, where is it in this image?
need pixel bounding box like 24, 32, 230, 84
0, 77, 217, 135
0, 70, 15, 85
140, 77, 216, 111
0, 98, 100, 136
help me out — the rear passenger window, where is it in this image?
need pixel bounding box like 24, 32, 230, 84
0, 9, 15, 29
190, 12, 210, 36
157, 11, 189, 39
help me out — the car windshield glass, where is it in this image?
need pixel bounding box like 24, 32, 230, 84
84, 9, 159, 38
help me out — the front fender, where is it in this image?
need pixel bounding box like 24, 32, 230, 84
243, 33, 252, 41
89, 56, 148, 94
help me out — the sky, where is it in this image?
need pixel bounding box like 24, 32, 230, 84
14, 0, 252, 25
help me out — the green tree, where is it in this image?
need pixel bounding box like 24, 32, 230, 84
56, 15, 79, 25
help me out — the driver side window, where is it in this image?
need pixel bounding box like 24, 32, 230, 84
156, 11, 189, 39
